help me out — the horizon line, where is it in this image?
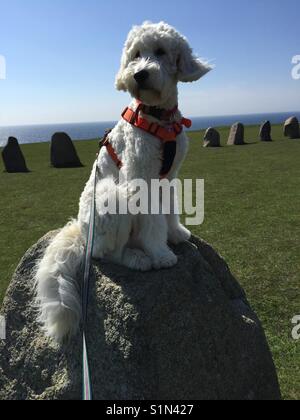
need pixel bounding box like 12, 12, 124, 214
1, 110, 300, 129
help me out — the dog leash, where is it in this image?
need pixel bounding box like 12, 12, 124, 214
81, 158, 99, 401
80, 110, 191, 399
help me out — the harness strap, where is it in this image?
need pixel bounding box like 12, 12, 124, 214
100, 104, 192, 178
104, 139, 123, 169
122, 107, 187, 143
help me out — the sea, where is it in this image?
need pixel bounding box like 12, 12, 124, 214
0, 111, 299, 147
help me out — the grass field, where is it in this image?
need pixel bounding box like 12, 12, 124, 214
0, 124, 299, 399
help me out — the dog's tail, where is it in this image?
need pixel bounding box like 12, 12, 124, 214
35, 219, 85, 343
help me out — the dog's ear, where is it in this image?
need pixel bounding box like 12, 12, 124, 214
115, 50, 128, 91
115, 68, 127, 92
177, 44, 211, 83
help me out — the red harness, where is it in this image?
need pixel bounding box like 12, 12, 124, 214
101, 102, 192, 177
122, 102, 192, 143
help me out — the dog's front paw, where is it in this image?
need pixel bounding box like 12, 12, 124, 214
152, 249, 178, 270
123, 248, 153, 272
168, 225, 191, 245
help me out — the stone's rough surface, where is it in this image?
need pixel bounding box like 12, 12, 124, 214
260, 121, 272, 142
0, 232, 281, 401
227, 123, 245, 145
50, 132, 83, 168
1, 137, 29, 173
203, 128, 221, 147
284, 117, 300, 139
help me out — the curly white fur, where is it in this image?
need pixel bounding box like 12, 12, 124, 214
35, 21, 211, 342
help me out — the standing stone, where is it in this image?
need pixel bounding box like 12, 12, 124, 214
50, 133, 83, 168
0, 232, 281, 400
1, 137, 29, 173
284, 117, 300, 139
203, 128, 221, 147
259, 121, 272, 142
227, 123, 245, 145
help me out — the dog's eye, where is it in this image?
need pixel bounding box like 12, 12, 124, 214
135, 51, 141, 59
155, 48, 166, 57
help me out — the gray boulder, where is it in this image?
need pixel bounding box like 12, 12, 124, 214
260, 121, 272, 142
203, 128, 221, 147
227, 123, 245, 145
50, 132, 83, 168
0, 232, 281, 400
284, 117, 300, 139
1, 137, 29, 173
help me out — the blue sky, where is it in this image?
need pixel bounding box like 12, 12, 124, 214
0, 0, 300, 126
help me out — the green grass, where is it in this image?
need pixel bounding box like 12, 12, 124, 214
1, 124, 299, 399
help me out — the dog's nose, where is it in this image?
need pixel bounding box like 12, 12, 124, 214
134, 70, 149, 85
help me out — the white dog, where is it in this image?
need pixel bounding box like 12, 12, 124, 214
35, 21, 211, 342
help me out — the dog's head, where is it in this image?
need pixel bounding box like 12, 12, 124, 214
115, 21, 211, 107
